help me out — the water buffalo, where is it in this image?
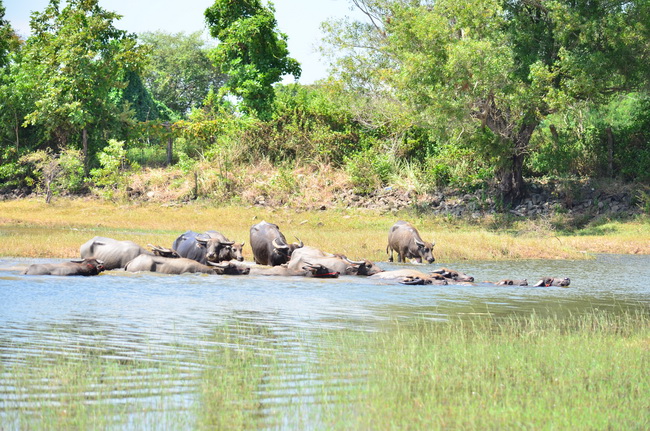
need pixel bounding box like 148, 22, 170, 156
250, 221, 303, 266
496, 279, 529, 286
23, 258, 105, 276
124, 254, 250, 275
248, 263, 340, 278
80, 236, 151, 270
205, 230, 245, 262
534, 277, 571, 287
287, 246, 383, 276
370, 269, 447, 285
432, 267, 475, 283
386, 221, 435, 264
172, 230, 243, 264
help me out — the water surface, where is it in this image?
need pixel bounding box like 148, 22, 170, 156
1, 254, 649, 428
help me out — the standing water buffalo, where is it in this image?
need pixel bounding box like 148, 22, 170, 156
80, 236, 151, 270
172, 230, 244, 264
287, 246, 383, 276
124, 254, 249, 275
386, 221, 435, 264
23, 258, 105, 276
250, 221, 303, 266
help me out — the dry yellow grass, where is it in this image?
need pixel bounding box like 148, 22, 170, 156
1, 198, 647, 261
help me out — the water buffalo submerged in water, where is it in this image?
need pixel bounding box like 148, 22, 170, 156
386, 221, 435, 264
534, 277, 571, 287
432, 267, 474, 283
124, 254, 249, 275
23, 258, 105, 276
370, 269, 447, 285
248, 263, 340, 278
496, 279, 529, 286
80, 236, 151, 270
287, 246, 383, 276
250, 221, 303, 266
173, 230, 244, 264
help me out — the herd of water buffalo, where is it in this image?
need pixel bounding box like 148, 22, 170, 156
22, 220, 571, 287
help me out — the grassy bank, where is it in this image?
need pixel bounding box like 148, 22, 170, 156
0, 197, 649, 261
2, 311, 648, 429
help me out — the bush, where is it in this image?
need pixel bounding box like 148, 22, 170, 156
345, 149, 393, 194
90, 140, 139, 199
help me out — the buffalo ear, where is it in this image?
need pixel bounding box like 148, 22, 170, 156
345, 265, 357, 275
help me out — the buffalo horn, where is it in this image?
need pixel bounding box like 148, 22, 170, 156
219, 240, 235, 246
293, 237, 304, 248
341, 255, 365, 266
206, 261, 233, 269
415, 239, 425, 248
272, 238, 290, 251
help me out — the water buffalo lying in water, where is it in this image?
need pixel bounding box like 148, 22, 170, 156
432, 267, 475, 282
80, 236, 151, 270
287, 246, 383, 276
248, 263, 340, 278
534, 277, 571, 287
250, 221, 303, 266
496, 279, 529, 286
173, 230, 244, 264
370, 269, 447, 285
23, 258, 105, 276
386, 221, 435, 264
124, 254, 249, 275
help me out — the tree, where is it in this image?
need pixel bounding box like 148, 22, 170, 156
204, 0, 301, 119
19, 0, 146, 171
323, 0, 650, 204
139, 31, 226, 117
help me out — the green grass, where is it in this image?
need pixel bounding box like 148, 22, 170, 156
2, 198, 649, 261
1, 311, 648, 429
314, 311, 650, 429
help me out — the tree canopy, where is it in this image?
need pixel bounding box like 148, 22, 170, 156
139, 31, 226, 117
323, 0, 650, 203
204, 0, 301, 119
19, 0, 146, 162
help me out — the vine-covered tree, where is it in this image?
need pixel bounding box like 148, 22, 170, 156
139, 31, 226, 117
204, 0, 301, 119
19, 0, 146, 170
324, 0, 650, 204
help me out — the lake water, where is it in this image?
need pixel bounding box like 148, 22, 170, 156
1, 254, 649, 428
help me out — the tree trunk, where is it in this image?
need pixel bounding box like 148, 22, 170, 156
167, 136, 173, 166
498, 122, 537, 207
606, 127, 614, 177
82, 128, 89, 176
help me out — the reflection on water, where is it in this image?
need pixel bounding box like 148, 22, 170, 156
1, 254, 649, 428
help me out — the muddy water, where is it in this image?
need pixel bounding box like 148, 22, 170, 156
1, 254, 649, 427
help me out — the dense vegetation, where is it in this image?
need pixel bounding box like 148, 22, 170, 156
1, 0, 649, 209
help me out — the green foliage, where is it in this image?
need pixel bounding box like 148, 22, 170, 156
205, 0, 301, 118
139, 31, 225, 117
528, 94, 650, 181
19, 0, 146, 153
90, 139, 138, 198
322, 0, 650, 201
345, 148, 393, 194
18, 147, 85, 201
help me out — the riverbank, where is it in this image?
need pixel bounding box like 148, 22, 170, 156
1, 197, 648, 261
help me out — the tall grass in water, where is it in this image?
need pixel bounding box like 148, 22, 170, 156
2, 311, 648, 429
315, 310, 650, 429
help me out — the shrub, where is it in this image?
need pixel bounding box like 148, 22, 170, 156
345, 149, 393, 194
